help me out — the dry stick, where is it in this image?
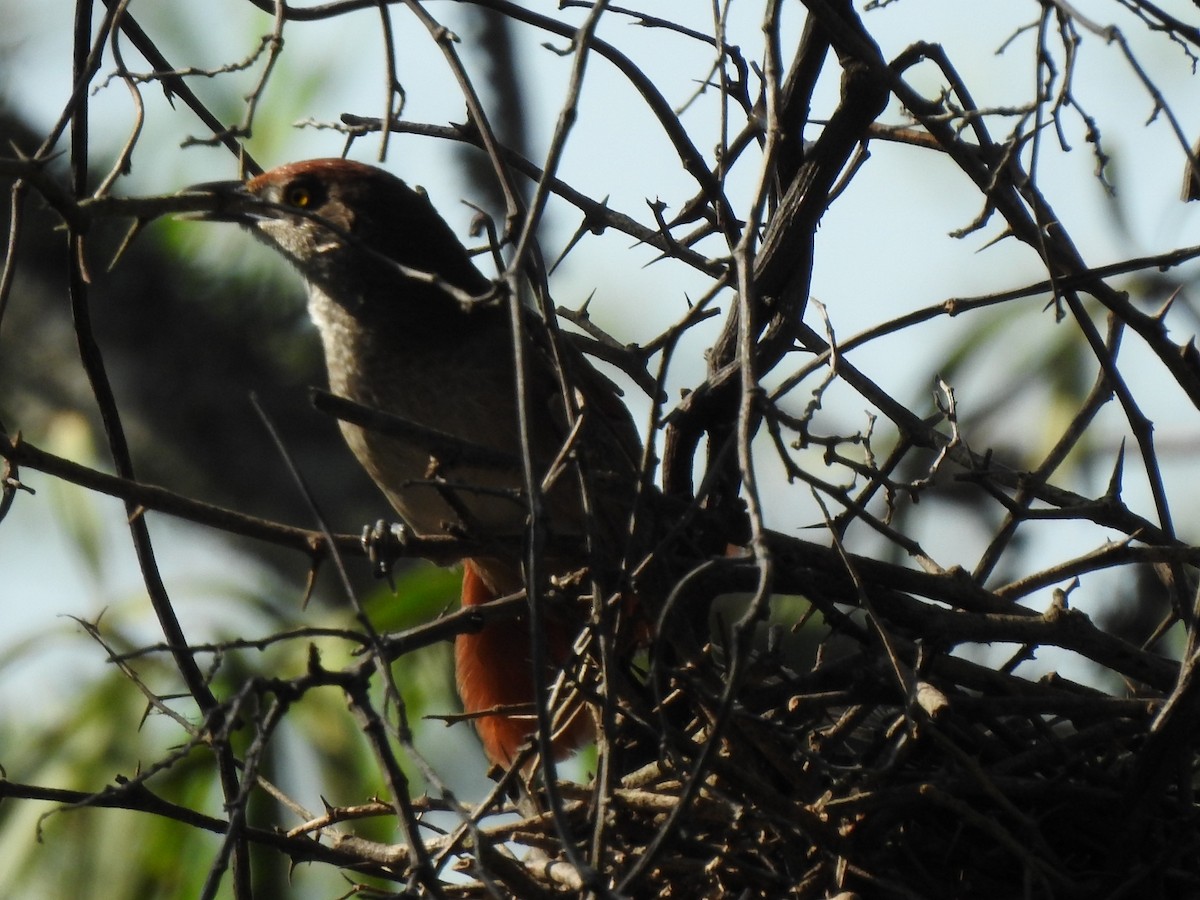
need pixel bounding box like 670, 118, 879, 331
35, 0, 120, 162
618, 2, 791, 891
760, 407, 945, 575
172, 11, 283, 157
113, 594, 529, 678
0, 778, 397, 873
94, 0, 142, 200
113, 599, 532, 891
230, 0, 287, 154
778, 15, 833, 186
113, 626, 369, 661
758, 525, 1179, 690
374, 0, 398, 162
32, 355, 1166, 681
753, 170, 1185, 571
1120, 639, 1200, 841
894, 40, 1188, 551
399, 0, 523, 231
497, 1, 613, 890
812, 490, 914, 715
0, 430, 617, 575
561, 0, 721, 48
428, 779, 532, 893
0, 180, 27, 338
972, 315, 1123, 583
334, 115, 725, 277
1054, 0, 1198, 164
995, 540, 1200, 604
469, 0, 741, 243
76, 614, 207, 736
97, 0, 262, 174
808, 11, 1200, 590
712, 1, 732, 188
94, 33, 278, 89
425, 742, 544, 893
30, 624, 253, 861
0, 175, 258, 222
340, 3, 565, 891
769, 238, 1200, 402
61, 4, 249, 897
661, 33, 889, 502
312, 389, 521, 469
1064, 287, 1181, 579
1022, 13, 1180, 589
0, 431, 371, 555
248, 397, 445, 898
581, 207, 732, 887
205, 693, 292, 900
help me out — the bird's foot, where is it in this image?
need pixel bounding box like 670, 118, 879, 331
361, 519, 410, 585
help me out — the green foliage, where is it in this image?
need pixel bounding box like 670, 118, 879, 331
0, 470, 463, 898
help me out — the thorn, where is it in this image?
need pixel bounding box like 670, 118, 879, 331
1153, 286, 1182, 323
577, 288, 595, 317
301, 559, 319, 610
107, 217, 148, 271
548, 216, 593, 276
1104, 440, 1126, 502
587, 194, 611, 234
667, 193, 713, 230
1182, 137, 1200, 201
974, 227, 1015, 252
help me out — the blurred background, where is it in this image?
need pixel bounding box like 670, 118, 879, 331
3, 1, 1200, 895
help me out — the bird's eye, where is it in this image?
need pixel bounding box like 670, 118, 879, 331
284, 184, 313, 208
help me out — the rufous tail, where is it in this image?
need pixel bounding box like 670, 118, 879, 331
455, 560, 590, 766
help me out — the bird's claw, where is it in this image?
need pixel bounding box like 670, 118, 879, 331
361, 519, 410, 584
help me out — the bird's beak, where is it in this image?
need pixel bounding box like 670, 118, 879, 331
177, 179, 259, 224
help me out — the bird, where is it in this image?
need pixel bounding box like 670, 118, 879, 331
187, 158, 644, 767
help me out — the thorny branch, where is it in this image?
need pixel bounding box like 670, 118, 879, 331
5, 1, 1200, 897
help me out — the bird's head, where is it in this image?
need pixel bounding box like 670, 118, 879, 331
187, 158, 490, 301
